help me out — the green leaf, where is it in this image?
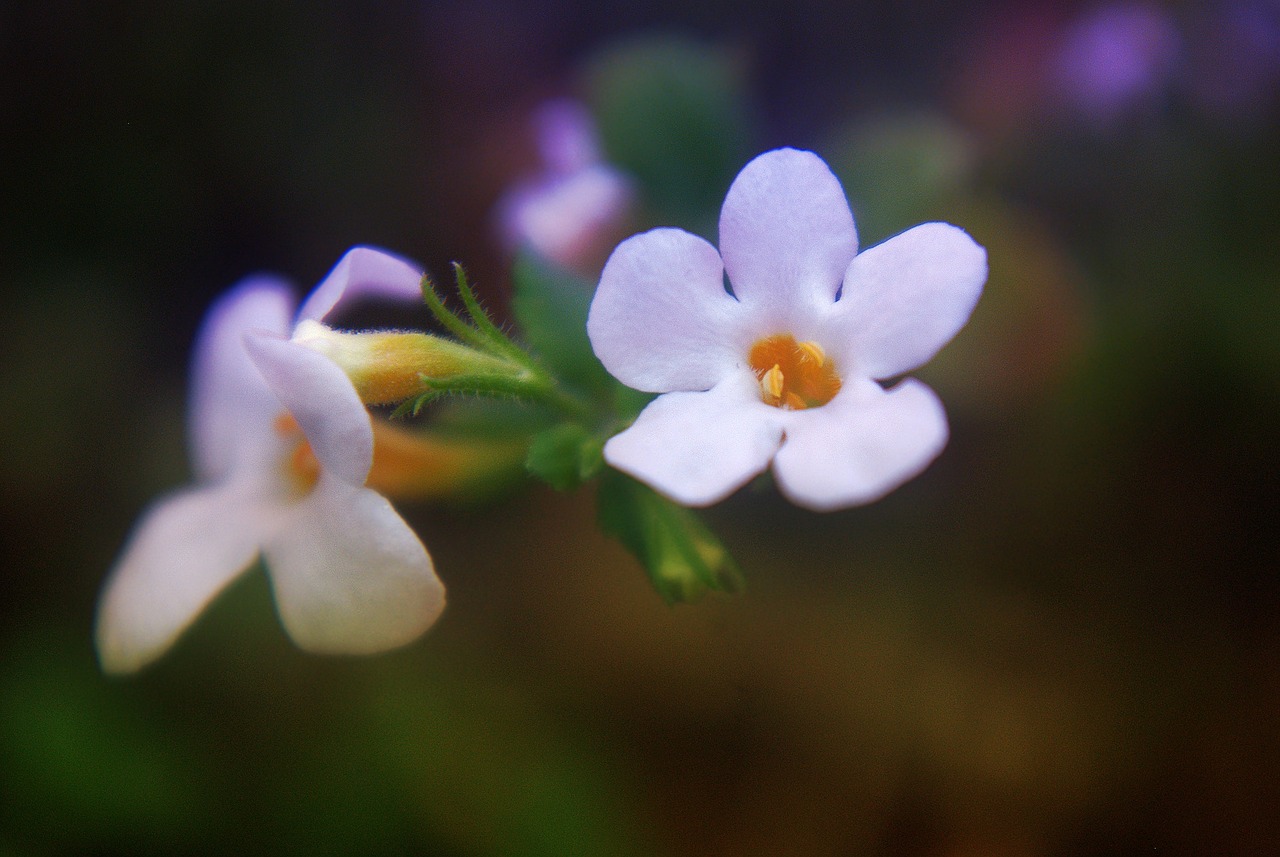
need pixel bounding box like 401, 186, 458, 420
586, 35, 754, 233
510, 253, 613, 395
526, 424, 605, 491
596, 469, 744, 603
611, 384, 655, 425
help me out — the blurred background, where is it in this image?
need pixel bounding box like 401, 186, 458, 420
2, 1, 1278, 854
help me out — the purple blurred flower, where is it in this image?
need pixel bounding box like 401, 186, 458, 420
496, 99, 632, 274
96, 248, 444, 674
1050, 3, 1182, 125
587, 149, 987, 511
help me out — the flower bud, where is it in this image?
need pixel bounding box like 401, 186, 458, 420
293, 320, 521, 406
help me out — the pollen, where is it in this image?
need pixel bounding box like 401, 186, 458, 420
748, 334, 842, 409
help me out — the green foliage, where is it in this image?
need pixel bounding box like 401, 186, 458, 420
586, 35, 754, 234
509, 253, 613, 397
403, 263, 600, 423
526, 424, 605, 491
611, 383, 655, 425
365, 659, 655, 857
825, 113, 976, 246
597, 469, 744, 604
0, 628, 211, 851
420, 265, 528, 362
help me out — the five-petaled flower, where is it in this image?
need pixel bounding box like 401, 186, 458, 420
96, 248, 445, 674
587, 148, 988, 511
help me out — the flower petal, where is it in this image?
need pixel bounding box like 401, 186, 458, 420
718, 148, 857, 317
534, 98, 601, 173
588, 227, 747, 392
772, 378, 949, 511
498, 165, 631, 267
190, 277, 296, 482
96, 483, 276, 674
828, 222, 987, 379
296, 246, 425, 324
603, 370, 784, 506
244, 333, 373, 486
264, 474, 444, 654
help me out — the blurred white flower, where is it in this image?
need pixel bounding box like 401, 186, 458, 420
587, 148, 987, 511
496, 99, 632, 274
96, 248, 444, 674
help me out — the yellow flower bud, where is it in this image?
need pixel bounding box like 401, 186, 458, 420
293, 320, 521, 406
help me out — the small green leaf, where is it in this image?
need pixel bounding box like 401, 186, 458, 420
597, 469, 744, 603
510, 253, 612, 395
526, 424, 605, 491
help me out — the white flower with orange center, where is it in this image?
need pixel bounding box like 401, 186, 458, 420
587, 148, 988, 511
96, 248, 445, 674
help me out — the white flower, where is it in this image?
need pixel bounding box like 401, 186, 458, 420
495, 99, 632, 273
587, 148, 987, 511
97, 248, 445, 674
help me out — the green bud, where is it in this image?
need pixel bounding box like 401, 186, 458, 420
597, 469, 743, 603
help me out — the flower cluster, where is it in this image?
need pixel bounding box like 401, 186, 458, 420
99, 145, 986, 673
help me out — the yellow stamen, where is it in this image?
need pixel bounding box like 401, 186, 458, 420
761, 364, 785, 404
748, 334, 842, 409
797, 340, 826, 367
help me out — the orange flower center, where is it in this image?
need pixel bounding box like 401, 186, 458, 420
748, 334, 842, 409
274, 413, 320, 496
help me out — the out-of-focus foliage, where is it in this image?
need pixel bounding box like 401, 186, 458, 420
586, 35, 755, 236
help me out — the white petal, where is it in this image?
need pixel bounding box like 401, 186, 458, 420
296, 246, 425, 324
95, 483, 277, 674
828, 222, 987, 379
190, 278, 296, 482
718, 148, 857, 318
244, 333, 373, 486
264, 475, 444, 654
603, 371, 784, 506
587, 227, 747, 392
772, 378, 949, 511
498, 165, 631, 267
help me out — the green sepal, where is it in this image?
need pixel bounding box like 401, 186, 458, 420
525, 424, 605, 491
428, 397, 558, 440
596, 469, 744, 604
451, 263, 531, 363
510, 253, 613, 396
